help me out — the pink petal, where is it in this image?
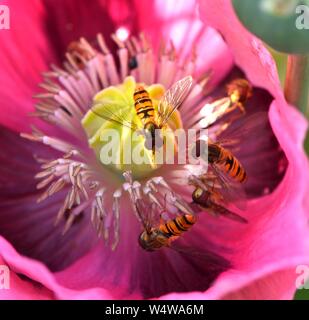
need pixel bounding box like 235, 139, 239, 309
42, 0, 133, 57
0, 0, 57, 132
0, 0, 231, 134
0, 255, 53, 300
198, 0, 284, 101
0, 236, 114, 299
2, 83, 229, 298
137, 0, 234, 85
0, 126, 97, 271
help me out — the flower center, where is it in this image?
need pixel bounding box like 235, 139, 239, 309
81, 76, 182, 179
20, 32, 199, 249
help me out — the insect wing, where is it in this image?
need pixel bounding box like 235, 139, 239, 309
134, 198, 150, 231
216, 112, 269, 149
135, 199, 162, 233
215, 206, 248, 224
91, 102, 141, 131
158, 76, 193, 127
209, 164, 247, 210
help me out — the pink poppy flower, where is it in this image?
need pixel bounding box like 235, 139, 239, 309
0, 0, 308, 300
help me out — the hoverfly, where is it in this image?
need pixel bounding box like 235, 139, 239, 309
189, 134, 248, 221
195, 139, 247, 183
132, 191, 231, 272
135, 190, 226, 269
91, 76, 193, 154
189, 172, 248, 224
190, 111, 269, 222
138, 201, 197, 252
124, 174, 197, 251
225, 78, 253, 114
123, 172, 225, 259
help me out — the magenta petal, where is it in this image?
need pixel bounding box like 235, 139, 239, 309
0, 254, 53, 300
136, 0, 234, 85
0, 236, 116, 299
0, 0, 58, 132
42, 0, 131, 58
53, 217, 231, 299
0, 126, 97, 271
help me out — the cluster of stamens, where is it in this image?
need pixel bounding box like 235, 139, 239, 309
22, 31, 214, 250
123, 172, 194, 224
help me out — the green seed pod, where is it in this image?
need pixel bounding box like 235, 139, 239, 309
232, 0, 309, 54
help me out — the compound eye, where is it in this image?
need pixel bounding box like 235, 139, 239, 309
138, 232, 155, 252
193, 188, 203, 200
138, 232, 147, 249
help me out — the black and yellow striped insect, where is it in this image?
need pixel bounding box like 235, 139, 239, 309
91, 76, 193, 153
134, 195, 231, 276
191, 180, 248, 224
138, 210, 197, 252
192, 138, 248, 213
207, 141, 247, 183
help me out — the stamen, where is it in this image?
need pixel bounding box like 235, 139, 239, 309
36, 174, 55, 190
91, 188, 109, 239
143, 186, 163, 209
111, 189, 122, 250
97, 33, 110, 55
39, 81, 61, 93
150, 176, 194, 215
112, 34, 129, 81
97, 33, 120, 85
79, 37, 96, 57
122, 171, 194, 229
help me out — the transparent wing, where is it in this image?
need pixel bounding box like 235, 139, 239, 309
216, 112, 269, 149
135, 198, 153, 232
158, 76, 193, 127
212, 206, 248, 224
135, 199, 163, 233
91, 102, 141, 131
197, 114, 268, 212
208, 165, 247, 211
190, 190, 247, 224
